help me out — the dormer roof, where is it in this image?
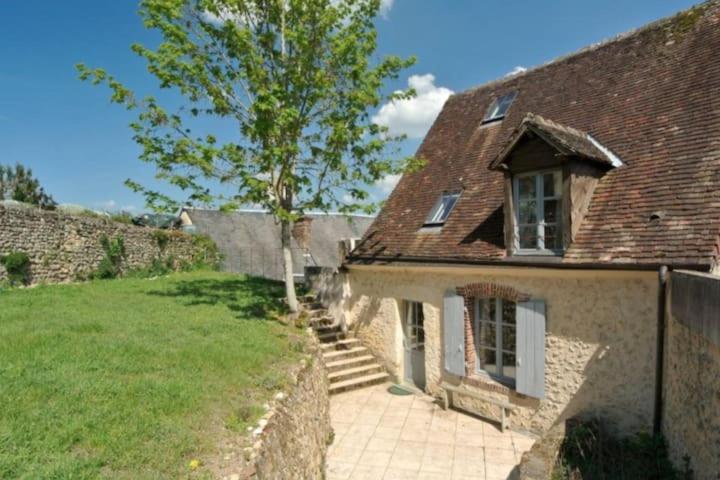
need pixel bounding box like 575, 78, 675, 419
489, 113, 623, 171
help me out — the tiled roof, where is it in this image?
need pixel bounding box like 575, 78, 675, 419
490, 113, 621, 170
352, 1, 720, 270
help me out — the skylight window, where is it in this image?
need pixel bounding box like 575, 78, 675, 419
483, 91, 518, 123
424, 191, 460, 226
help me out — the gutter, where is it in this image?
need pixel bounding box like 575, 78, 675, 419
654, 265, 669, 436
346, 255, 711, 273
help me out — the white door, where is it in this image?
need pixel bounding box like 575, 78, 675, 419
403, 301, 426, 390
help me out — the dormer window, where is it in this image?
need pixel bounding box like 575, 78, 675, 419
424, 191, 460, 226
490, 113, 623, 257
482, 91, 517, 124
514, 170, 563, 253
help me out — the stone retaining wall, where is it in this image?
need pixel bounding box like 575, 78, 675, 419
241, 332, 331, 480
0, 204, 213, 284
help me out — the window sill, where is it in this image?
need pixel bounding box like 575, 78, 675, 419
479, 118, 504, 128
464, 372, 515, 395
418, 225, 443, 234
512, 249, 563, 256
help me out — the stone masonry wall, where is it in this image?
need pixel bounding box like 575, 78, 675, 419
663, 273, 720, 480
0, 204, 210, 284
245, 332, 331, 480
336, 266, 658, 437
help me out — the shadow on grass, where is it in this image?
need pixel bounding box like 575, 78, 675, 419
147, 275, 288, 319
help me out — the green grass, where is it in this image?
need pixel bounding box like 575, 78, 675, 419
0, 271, 304, 479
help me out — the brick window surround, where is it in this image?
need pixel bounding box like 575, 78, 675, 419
456, 283, 531, 394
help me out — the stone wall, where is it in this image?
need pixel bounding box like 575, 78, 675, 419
241, 332, 331, 480
0, 204, 213, 284
333, 265, 658, 436
663, 272, 720, 480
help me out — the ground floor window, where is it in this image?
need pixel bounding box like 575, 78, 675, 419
473, 297, 516, 382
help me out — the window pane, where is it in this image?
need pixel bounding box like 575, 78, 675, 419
426, 193, 459, 224
480, 321, 496, 347
519, 200, 537, 224
479, 348, 497, 375
545, 225, 561, 250
477, 299, 491, 321
483, 92, 517, 122
502, 325, 516, 351
544, 199, 560, 224
501, 301, 516, 326
502, 352, 516, 379
517, 176, 536, 199
417, 325, 425, 344
543, 172, 561, 197
519, 226, 538, 249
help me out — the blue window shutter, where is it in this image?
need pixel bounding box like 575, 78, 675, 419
443, 292, 466, 377
516, 300, 546, 398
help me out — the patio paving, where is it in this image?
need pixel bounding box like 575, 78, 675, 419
327, 382, 536, 480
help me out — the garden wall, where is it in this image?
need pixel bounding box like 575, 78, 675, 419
0, 203, 213, 284
663, 271, 720, 479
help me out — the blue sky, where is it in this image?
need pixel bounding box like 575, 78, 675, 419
0, 0, 699, 213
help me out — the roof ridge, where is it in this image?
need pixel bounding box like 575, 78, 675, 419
456, 0, 718, 97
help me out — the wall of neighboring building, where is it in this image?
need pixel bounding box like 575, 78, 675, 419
0, 204, 211, 285
663, 271, 720, 479
333, 265, 658, 436
183, 209, 373, 281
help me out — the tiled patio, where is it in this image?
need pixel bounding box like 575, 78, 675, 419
327, 383, 536, 480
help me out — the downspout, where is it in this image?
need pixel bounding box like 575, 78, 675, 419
653, 265, 669, 436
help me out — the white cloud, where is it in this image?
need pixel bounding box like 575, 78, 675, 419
201, 7, 244, 25
379, 0, 394, 18
372, 74, 453, 139
376, 174, 401, 194
122, 205, 138, 212
506, 65, 527, 76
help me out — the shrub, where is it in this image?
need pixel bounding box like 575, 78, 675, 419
0, 251, 31, 286
92, 235, 126, 279
553, 418, 688, 480
151, 230, 170, 252
191, 234, 221, 269
110, 211, 134, 225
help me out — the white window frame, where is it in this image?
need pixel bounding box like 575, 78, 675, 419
473, 297, 516, 384
424, 191, 460, 226
513, 169, 563, 255
482, 91, 518, 123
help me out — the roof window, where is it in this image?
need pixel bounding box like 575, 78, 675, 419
483, 91, 517, 123
424, 191, 460, 226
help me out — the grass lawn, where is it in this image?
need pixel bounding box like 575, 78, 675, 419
0, 271, 304, 479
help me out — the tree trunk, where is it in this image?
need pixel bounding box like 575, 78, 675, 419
281, 218, 299, 313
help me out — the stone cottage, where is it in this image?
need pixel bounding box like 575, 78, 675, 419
330, 1, 720, 439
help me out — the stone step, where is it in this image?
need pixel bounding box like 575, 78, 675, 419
328, 363, 383, 381
329, 372, 390, 393
322, 346, 368, 360
309, 316, 334, 325
324, 354, 375, 370
302, 302, 324, 310
314, 324, 341, 333
317, 331, 348, 342
320, 338, 360, 350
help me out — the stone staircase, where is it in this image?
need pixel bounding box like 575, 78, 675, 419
301, 295, 389, 394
